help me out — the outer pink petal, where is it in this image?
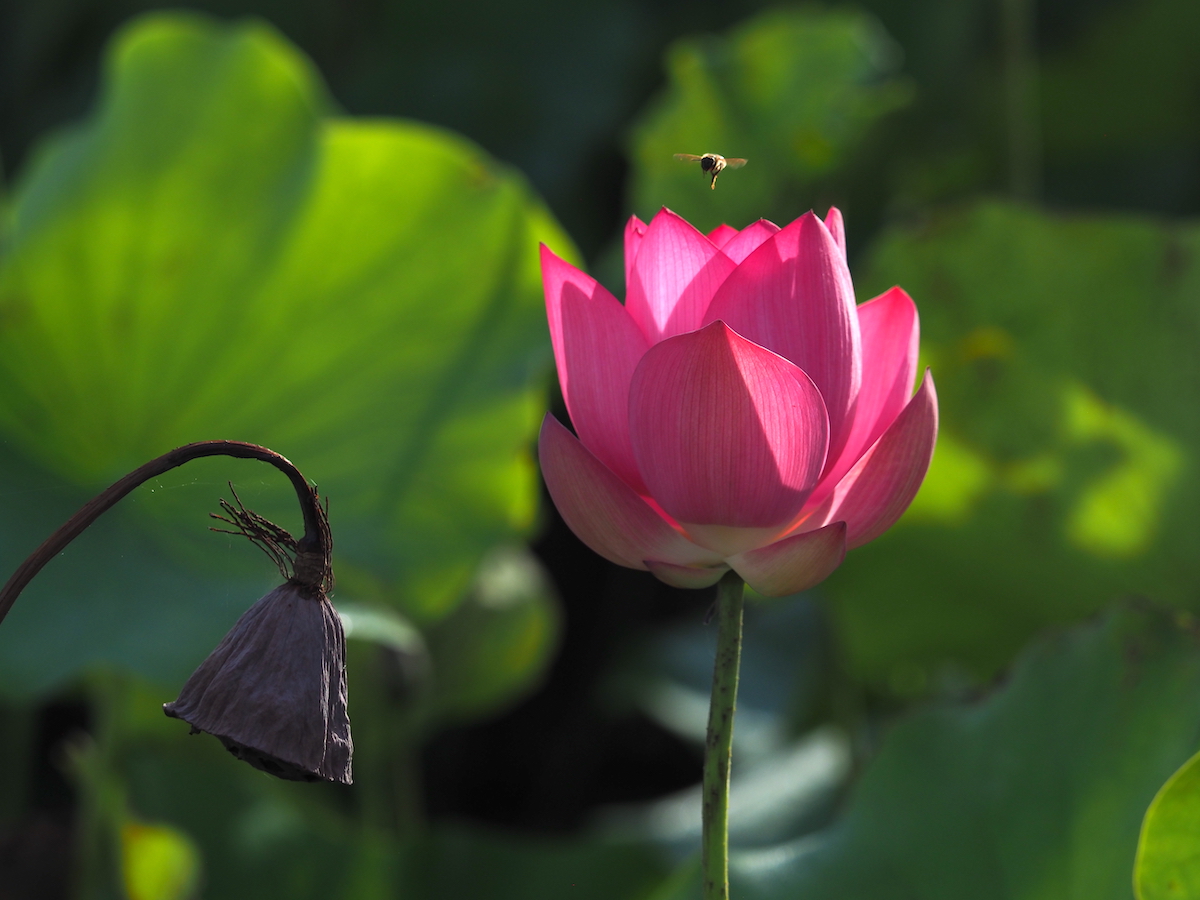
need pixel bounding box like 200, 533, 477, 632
541, 244, 650, 491
707, 223, 739, 249
626, 209, 737, 342
809, 286, 920, 505
539, 415, 724, 570
816, 370, 938, 548
624, 215, 648, 288
851, 287, 919, 447
628, 321, 829, 530
720, 219, 781, 264
704, 211, 862, 465
645, 560, 731, 589
824, 207, 846, 257
728, 521, 847, 597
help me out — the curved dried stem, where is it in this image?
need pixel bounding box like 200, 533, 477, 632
0, 441, 331, 626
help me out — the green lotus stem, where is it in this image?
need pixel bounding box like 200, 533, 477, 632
702, 570, 746, 900
0, 440, 328, 627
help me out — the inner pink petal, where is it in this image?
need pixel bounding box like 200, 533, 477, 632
625, 209, 736, 344
719, 219, 781, 264
703, 211, 862, 466
824, 207, 846, 257
707, 223, 739, 249
624, 215, 648, 290
628, 321, 829, 530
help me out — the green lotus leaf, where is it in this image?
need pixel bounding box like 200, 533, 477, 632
827, 200, 1200, 685
0, 12, 576, 696
658, 606, 1200, 899
1135, 746, 1200, 899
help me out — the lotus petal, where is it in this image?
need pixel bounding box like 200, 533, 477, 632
704, 211, 862, 463
538, 415, 724, 571
824, 206, 846, 256
626, 209, 736, 342
681, 522, 794, 559
707, 223, 739, 249
815, 370, 938, 548
811, 286, 920, 497
628, 321, 829, 531
541, 244, 650, 490
719, 219, 781, 265
644, 559, 731, 589
728, 521, 847, 597
624, 215, 648, 288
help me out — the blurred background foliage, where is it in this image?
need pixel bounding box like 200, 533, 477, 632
0, 0, 1197, 898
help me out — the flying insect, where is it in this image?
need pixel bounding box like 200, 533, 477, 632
674, 153, 747, 189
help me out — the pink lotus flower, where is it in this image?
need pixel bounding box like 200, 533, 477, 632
538, 208, 937, 597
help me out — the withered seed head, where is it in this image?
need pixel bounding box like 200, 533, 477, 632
164, 488, 351, 784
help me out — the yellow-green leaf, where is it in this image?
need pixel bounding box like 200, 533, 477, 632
1136, 748, 1200, 900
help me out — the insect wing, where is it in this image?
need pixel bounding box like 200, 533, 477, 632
674, 153, 703, 161
723, 158, 747, 169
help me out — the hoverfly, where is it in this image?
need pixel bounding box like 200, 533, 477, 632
674, 153, 747, 190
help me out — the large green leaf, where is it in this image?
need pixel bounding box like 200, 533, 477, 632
659, 606, 1200, 899
1136, 748, 1200, 900
823, 200, 1200, 685
0, 14, 575, 696
627, 6, 910, 234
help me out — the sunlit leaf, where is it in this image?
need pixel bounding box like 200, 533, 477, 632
0, 13, 576, 696
826, 201, 1200, 684
1136, 747, 1200, 900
